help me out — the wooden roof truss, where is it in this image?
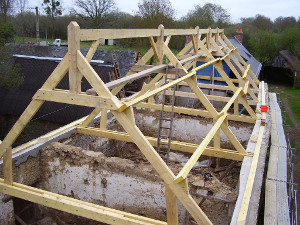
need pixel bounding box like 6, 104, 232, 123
0, 22, 263, 225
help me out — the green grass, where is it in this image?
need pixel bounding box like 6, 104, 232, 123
282, 88, 300, 125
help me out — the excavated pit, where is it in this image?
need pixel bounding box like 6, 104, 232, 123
0, 108, 254, 225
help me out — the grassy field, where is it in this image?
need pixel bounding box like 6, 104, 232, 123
269, 85, 300, 154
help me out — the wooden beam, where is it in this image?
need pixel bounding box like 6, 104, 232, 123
33, 89, 117, 110
118, 71, 197, 112
87, 54, 202, 97
149, 36, 160, 62
220, 120, 247, 154
165, 184, 178, 225
135, 73, 164, 98
219, 87, 243, 115
131, 65, 186, 76
79, 28, 224, 41
178, 81, 259, 93
157, 25, 164, 64
81, 108, 102, 128
76, 127, 251, 161
164, 90, 257, 106
79, 39, 101, 82
68, 22, 81, 93
107, 64, 167, 90
196, 75, 239, 84
174, 114, 227, 183
0, 179, 166, 225
3, 146, 12, 185
100, 109, 108, 130
237, 123, 265, 224
77, 51, 121, 108
135, 102, 256, 123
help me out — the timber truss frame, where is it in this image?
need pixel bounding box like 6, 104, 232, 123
0, 22, 262, 225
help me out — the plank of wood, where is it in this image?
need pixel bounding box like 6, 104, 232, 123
76, 127, 250, 161
0, 179, 166, 225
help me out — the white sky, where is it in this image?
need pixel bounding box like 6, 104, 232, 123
28, 0, 300, 23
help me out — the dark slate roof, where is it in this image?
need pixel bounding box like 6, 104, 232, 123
279, 50, 300, 72
0, 56, 113, 124
228, 37, 262, 77
7, 44, 140, 77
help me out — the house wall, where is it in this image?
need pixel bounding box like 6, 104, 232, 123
0, 193, 15, 225
39, 142, 187, 223
134, 109, 253, 148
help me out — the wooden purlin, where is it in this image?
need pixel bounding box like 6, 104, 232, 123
0, 22, 262, 225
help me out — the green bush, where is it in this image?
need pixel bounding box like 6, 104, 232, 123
0, 23, 16, 46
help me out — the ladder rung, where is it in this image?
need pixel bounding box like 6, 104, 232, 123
159, 135, 169, 139
160, 126, 170, 129
160, 142, 169, 145
162, 118, 171, 121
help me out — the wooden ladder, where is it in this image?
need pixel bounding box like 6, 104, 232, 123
156, 62, 178, 163
110, 51, 126, 98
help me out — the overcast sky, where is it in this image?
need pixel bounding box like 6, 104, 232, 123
29, 0, 300, 23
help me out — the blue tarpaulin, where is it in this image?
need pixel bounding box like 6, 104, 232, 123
188, 61, 230, 86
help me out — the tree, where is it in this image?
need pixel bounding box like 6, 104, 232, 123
72, 0, 117, 28
182, 3, 230, 28
42, 0, 62, 19
42, 0, 62, 38
274, 16, 297, 31
277, 27, 300, 58
16, 0, 27, 13
15, 0, 28, 42
249, 31, 278, 62
135, 0, 175, 28
0, 24, 24, 90
0, 0, 15, 22
252, 14, 273, 31
0, 46, 23, 90
0, 22, 15, 45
